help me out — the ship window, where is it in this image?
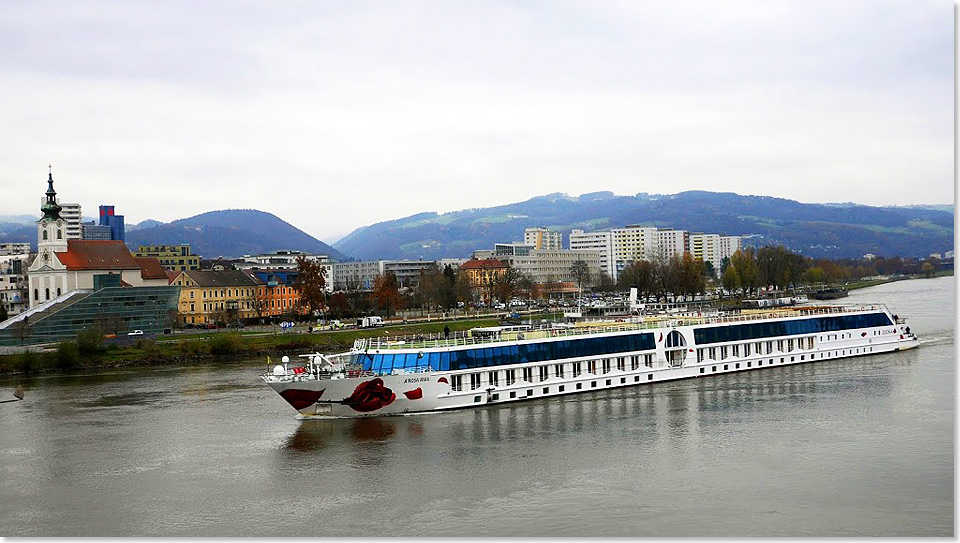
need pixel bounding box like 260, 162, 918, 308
510, 391, 516, 398
554, 364, 564, 378
617, 357, 625, 371
631, 356, 639, 370
712, 366, 717, 372
644, 354, 653, 367
635, 376, 640, 382
522, 367, 533, 382
648, 375, 653, 381
538, 366, 549, 382
488, 371, 499, 387
576, 383, 582, 390
620, 377, 626, 384
700, 368, 704, 374
606, 379, 611, 386
602, 359, 611, 374
474, 396, 481, 403
492, 394, 499, 401
470, 373, 481, 390
543, 387, 549, 394
735, 363, 740, 369
527, 389, 533, 396
451, 375, 462, 391
591, 381, 597, 388
723, 365, 728, 370
559, 385, 565, 392
747, 362, 751, 367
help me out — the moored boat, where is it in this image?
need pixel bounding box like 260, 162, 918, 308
262, 303, 918, 418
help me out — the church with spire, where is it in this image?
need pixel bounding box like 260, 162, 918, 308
26, 170, 170, 309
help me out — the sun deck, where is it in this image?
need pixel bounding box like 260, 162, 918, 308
353, 304, 887, 352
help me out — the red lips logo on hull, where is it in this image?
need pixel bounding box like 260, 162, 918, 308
343, 378, 396, 412
403, 387, 423, 400
279, 388, 325, 410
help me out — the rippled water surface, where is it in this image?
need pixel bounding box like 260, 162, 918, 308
0, 277, 953, 536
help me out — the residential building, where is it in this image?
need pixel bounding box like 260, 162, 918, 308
657, 229, 689, 261
570, 229, 615, 281
237, 250, 328, 270
171, 269, 261, 326
0, 242, 31, 255
496, 249, 602, 294
135, 245, 201, 271
459, 258, 509, 303
245, 269, 303, 320
328, 260, 436, 291
524, 227, 563, 250
58, 202, 82, 240
0, 253, 30, 317
719, 235, 742, 261
688, 233, 722, 275
612, 225, 658, 277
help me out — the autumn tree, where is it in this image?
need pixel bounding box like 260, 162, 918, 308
327, 291, 350, 318
371, 271, 403, 316
569, 259, 590, 294
293, 256, 327, 317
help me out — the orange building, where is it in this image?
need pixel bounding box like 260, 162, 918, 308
244, 270, 305, 321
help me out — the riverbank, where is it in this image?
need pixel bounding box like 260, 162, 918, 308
0, 318, 500, 376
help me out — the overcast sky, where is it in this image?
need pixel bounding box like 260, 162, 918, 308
0, 0, 953, 242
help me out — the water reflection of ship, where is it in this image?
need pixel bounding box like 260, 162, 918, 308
284, 417, 424, 452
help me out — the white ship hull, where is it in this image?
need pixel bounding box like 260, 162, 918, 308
263, 305, 919, 418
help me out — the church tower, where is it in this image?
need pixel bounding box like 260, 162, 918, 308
37, 168, 68, 254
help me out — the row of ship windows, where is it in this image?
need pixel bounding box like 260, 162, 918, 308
450, 354, 656, 391
461, 347, 878, 400
695, 337, 817, 363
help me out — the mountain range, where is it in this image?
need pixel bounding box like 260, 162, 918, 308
0, 209, 346, 262
332, 191, 954, 261
0, 192, 952, 261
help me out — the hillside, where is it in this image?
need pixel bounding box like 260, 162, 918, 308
333, 191, 954, 261
124, 209, 348, 261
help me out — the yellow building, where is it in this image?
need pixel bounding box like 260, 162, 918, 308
171, 269, 261, 326
459, 258, 508, 304
135, 244, 201, 271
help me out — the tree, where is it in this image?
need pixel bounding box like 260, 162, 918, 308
569, 260, 590, 294
730, 249, 760, 295
721, 264, 740, 297
494, 266, 526, 303
327, 291, 350, 318
921, 261, 936, 278
371, 271, 403, 316
293, 256, 327, 317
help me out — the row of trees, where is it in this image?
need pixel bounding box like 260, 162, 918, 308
291, 248, 950, 319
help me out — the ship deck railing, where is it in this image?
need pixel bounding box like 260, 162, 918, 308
354, 304, 887, 352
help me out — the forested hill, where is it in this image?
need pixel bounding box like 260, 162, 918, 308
124, 209, 347, 261
332, 191, 953, 261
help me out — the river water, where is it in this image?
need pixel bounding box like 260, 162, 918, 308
0, 277, 953, 537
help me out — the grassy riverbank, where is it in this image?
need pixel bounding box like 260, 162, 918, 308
0, 318, 500, 376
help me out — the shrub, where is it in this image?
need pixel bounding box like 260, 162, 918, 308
55, 341, 80, 371
76, 327, 104, 355
17, 350, 40, 374
209, 333, 243, 356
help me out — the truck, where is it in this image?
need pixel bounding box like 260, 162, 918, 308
357, 316, 384, 328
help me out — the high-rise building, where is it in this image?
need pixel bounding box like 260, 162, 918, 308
719, 236, 742, 261
570, 229, 616, 281
98, 205, 125, 242
657, 229, 689, 261
524, 227, 563, 251
687, 233, 722, 275
58, 202, 82, 239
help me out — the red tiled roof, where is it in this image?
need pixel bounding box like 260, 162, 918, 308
57, 240, 141, 271
164, 269, 181, 282
134, 257, 169, 281
459, 258, 507, 270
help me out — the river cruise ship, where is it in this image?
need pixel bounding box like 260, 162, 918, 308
262, 304, 918, 418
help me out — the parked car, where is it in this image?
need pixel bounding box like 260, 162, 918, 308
127, 330, 143, 336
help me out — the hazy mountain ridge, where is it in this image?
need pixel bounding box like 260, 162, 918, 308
125, 209, 347, 260
332, 191, 954, 261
